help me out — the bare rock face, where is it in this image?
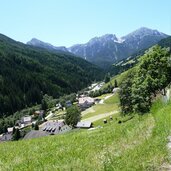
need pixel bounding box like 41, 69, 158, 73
68, 27, 169, 68
27, 27, 169, 69
27, 38, 68, 52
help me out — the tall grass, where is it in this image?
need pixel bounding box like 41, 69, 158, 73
0, 100, 171, 170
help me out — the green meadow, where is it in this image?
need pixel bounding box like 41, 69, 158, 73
0, 99, 171, 171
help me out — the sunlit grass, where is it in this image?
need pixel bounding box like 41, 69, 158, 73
82, 93, 120, 120
0, 100, 171, 170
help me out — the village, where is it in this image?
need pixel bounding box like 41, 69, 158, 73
0, 81, 120, 141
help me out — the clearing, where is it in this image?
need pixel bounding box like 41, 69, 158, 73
82, 93, 120, 120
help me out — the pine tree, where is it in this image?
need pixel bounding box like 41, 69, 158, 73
114, 80, 118, 88
41, 99, 48, 111
34, 123, 39, 130
12, 128, 21, 141
105, 73, 110, 83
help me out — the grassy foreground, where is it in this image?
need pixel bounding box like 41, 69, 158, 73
0, 100, 171, 171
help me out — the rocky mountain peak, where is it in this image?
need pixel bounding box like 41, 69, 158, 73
27, 38, 68, 52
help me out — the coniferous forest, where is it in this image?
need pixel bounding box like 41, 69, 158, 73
0, 34, 104, 117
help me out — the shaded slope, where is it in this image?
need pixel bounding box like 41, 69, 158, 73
0, 34, 103, 116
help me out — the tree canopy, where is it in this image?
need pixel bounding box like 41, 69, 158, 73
65, 105, 81, 127
119, 45, 171, 114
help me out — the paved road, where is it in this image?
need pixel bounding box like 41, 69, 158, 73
82, 110, 119, 122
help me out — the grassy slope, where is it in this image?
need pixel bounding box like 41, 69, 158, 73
82, 93, 119, 119
102, 68, 135, 89
0, 99, 171, 171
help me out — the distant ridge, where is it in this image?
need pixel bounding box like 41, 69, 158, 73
27, 27, 169, 69
27, 38, 69, 53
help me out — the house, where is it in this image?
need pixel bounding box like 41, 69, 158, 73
59, 125, 72, 134
7, 126, 20, 133
94, 98, 101, 104
34, 110, 45, 117
0, 133, 12, 141
7, 127, 14, 133
76, 121, 92, 128
112, 87, 120, 94
78, 97, 95, 110
42, 120, 64, 134
56, 103, 62, 110
24, 120, 72, 139
21, 115, 32, 125
66, 100, 72, 107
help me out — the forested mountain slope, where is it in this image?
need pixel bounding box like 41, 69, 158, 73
158, 36, 171, 49
0, 34, 103, 117
108, 36, 171, 76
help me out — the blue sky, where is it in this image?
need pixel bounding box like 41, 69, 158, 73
0, 0, 171, 47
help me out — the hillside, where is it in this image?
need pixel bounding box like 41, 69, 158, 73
0, 43, 171, 170
0, 98, 171, 170
158, 36, 171, 49
0, 34, 103, 117
27, 38, 69, 53
108, 36, 171, 76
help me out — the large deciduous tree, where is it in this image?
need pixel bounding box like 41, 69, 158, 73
65, 105, 81, 127
119, 45, 171, 114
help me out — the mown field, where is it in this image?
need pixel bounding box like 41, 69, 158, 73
0, 99, 171, 171
82, 93, 119, 120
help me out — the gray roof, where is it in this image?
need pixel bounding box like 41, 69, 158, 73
76, 121, 92, 128
42, 121, 65, 134
24, 124, 72, 140
0, 133, 12, 141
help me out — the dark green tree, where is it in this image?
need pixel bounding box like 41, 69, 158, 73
34, 123, 39, 130
2, 124, 8, 133
12, 127, 16, 134
41, 99, 48, 111
119, 71, 134, 114
12, 128, 21, 141
119, 45, 171, 114
31, 123, 35, 128
114, 80, 118, 88
105, 73, 110, 83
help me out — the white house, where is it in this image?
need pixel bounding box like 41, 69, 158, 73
76, 121, 92, 128
7, 127, 13, 133
112, 87, 120, 94
78, 97, 94, 109
21, 115, 32, 125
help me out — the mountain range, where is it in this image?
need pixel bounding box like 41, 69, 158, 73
27, 27, 169, 68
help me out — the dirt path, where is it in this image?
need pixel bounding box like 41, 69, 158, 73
82, 110, 119, 122
99, 93, 114, 104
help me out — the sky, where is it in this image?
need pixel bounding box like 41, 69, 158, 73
0, 0, 171, 47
